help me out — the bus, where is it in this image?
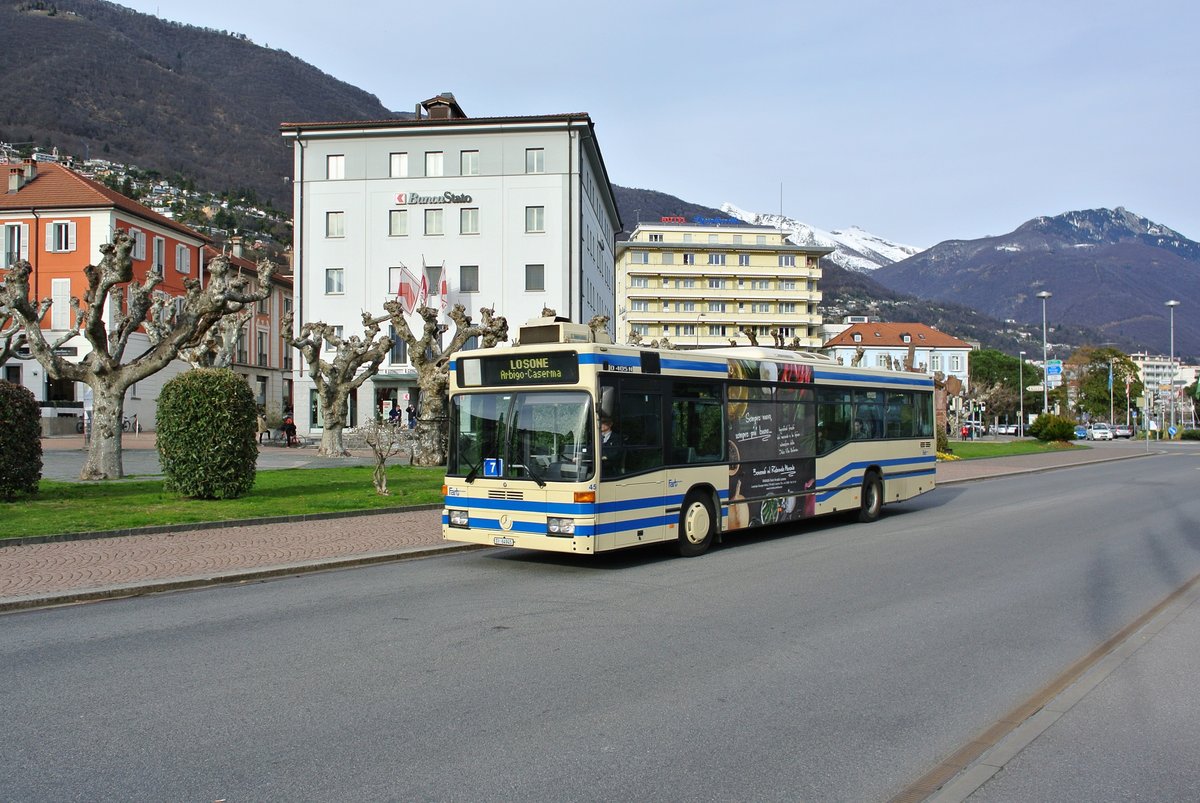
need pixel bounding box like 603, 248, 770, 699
443, 317, 937, 557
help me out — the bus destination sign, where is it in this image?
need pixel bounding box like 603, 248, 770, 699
470, 352, 579, 386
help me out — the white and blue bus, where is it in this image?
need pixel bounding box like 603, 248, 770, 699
443, 319, 936, 557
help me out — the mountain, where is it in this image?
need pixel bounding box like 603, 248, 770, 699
871, 208, 1200, 359
721, 203, 923, 272
0, 0, 397, 207
612, 187, 730, 239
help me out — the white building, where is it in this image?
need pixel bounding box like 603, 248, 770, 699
823, 321, 972, 388
282, 93, 621, 432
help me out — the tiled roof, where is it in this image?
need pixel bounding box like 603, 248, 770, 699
0, 162, 205, 242
824, 322, 972, 349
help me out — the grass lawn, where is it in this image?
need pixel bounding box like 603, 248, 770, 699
2, 465, 446, 540
945, 439, 1086, 460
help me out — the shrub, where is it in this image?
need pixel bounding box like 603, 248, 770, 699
936, 427, 949, 454
157, 368, 257, 499
1181, 429, 1200, 441
0, 380, 42, 500
1029, 413, 1077, 442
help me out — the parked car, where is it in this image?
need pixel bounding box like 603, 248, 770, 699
1074, 425, 1088, 439
995, 423, 1020, 435
1112, 423, 1133, 438
1086, 423, 1114, 441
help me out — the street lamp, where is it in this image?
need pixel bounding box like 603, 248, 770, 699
1167, 299, 1180, 430
1018, 351, 1025, 435
1037, 291, 1052, 414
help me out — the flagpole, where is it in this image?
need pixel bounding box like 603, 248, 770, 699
1109, 357, 1114, 424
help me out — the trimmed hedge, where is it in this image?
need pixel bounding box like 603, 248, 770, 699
0, 380, 42, 501
1029, 413, 1077, 442
157, 368, 257, 499
1181, 429, 1200, 441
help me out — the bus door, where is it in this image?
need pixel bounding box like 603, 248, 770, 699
598, 379, 668, 549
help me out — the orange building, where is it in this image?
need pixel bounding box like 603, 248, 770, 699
0, 160, 291, 427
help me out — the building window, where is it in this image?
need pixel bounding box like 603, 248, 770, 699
852, 333, 862, 342
708, 278, 724, 289
781, 279, 797, 291
525, 264, 545, 292
525, 206, 545, 233
2, 223, 26, 267
175, 244, 191, 273
629, 276, 649, 288
756, 235, 767, 245
630, 251, 649, 264
425, 208, 444, 236
325, 268, 345, 294
152, 236, 165, 273
683, 234, 693, 243
459, 265, 479, 292
679, 278, 696, 289
389, 152, 408, 178
49, 221, 76, 253
752, 303, 771, 313
779, 255, 796, 267
124, 228, 146, 260
631, 324, 650, 337
425, 151, 444, 177
525, 148, 544, 173
680, 301, 697, 312
780, 302, 797, 314
682, 253, 695, 265
677, 324, 696, 337
708, 234, 718, 244
708, 324, 727, 336
325, 211, 345, 238
708, 302, 726, 312
738, 254, 750, 266
51, 277, 71, 329
326, 154, 345, 180
751, 279, 770, 290
257, 332, 268, 367
707, 253, 725, 265
460, 208, 479, 235
931, 355, 942, 371
661, 252, 674, 265
389, 209, 408, 237
733, 235, 743, 244
648, 234, 663, 242
460, 150, 479, 176
388, 325, 408, 365
630, 300, 649, 312
951, 355, 963, 372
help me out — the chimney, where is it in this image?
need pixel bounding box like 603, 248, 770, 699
7, 168, 20, 194
230, 235, 244, 259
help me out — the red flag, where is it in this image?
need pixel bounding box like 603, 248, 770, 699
396, 267, 421, 315
439, 277, 449, 314
419, 272, 429, 306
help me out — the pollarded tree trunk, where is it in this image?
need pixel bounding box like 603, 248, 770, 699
81, 384, 127, 481
317, 386, 352, 457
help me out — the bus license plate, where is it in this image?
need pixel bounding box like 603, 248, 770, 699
493, 536, 515, 546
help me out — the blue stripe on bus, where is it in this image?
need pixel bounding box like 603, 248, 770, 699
812, 369, 934, 388
660, 357, 728, 373
818, 455, 937, 487
579, 353, 641, 368
444, 488, 731, 518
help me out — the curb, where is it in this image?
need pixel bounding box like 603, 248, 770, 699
0, 503, 445, 549
0, 541, 489, 614
935, 448, 1158, 485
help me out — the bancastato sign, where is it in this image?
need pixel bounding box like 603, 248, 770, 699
395, 191, 474, 205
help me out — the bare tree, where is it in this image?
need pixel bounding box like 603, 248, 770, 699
159, 299, 252, 368
739, 325, 759, 347
380, 301, 508, 466
0, 232, 275, 479
357, 418, 412, 495
0, 300, 40, 367
282, 310, 393, 457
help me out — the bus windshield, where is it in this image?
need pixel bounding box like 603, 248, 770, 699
449, 391, 595, 483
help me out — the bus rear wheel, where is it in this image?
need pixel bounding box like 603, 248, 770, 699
858, 471, 883, 523
677, 492, 716, 557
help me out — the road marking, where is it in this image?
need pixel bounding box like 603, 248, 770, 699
892, 570, 1200, 803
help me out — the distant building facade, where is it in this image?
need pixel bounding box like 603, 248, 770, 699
615, 222, 827, 349
281, 92, 621, 433
824, 321, 972, 386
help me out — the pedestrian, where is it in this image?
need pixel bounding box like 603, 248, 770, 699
406, 404, 416, 429
388, 405, 401, 425
282, 413, 297, 447
256, 411, 270, 445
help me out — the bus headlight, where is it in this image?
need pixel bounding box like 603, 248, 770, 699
448, 508, 470, 528
547, 517, 575, 536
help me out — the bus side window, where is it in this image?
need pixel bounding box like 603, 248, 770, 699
616, 393, 663, 476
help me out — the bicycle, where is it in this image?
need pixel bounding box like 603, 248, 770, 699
75, 414, 137, 433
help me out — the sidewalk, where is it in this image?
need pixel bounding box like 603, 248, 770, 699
3, 440, 1157, 612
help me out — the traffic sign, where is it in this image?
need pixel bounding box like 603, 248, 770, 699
1026, 385, 1044, 392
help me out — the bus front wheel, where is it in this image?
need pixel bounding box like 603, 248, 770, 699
858, 471, 883, 523
677, 492, 716, 557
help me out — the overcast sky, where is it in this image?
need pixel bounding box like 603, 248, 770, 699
119, 0, 1198, 247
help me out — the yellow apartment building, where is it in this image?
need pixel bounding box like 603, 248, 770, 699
615, 221, 829, 349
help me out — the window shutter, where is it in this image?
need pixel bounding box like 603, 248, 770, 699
51, 278, 71, 330
46, 223, 55, 252
20, 224, 29, 260
68, 222, 77, 251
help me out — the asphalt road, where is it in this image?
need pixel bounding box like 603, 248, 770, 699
3, 452, 1199, 801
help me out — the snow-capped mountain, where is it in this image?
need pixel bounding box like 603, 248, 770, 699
720, 203, 923, 272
